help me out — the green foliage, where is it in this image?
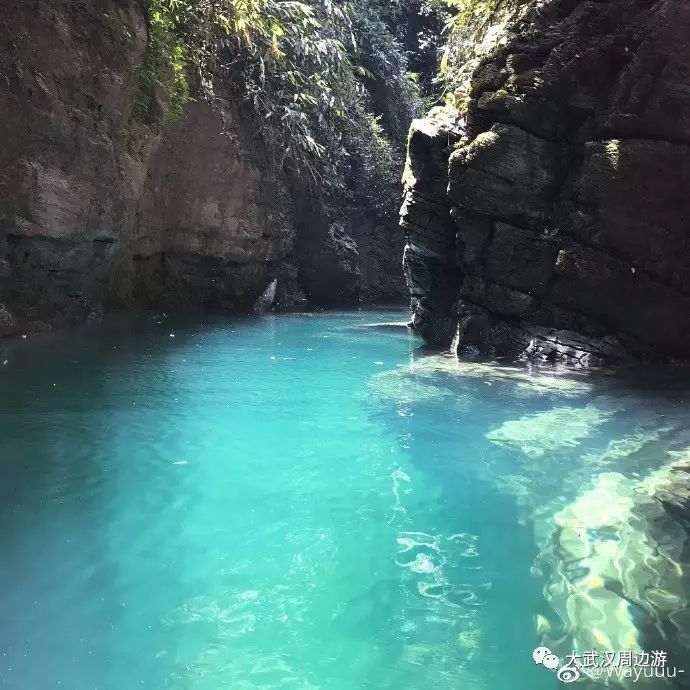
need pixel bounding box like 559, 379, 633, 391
326, 106, 402, 224
128, 0, 423, 216
123, 0, 528, 218
354, 113, 401, 220
132, 0, 190, 127
103, 11, 135, 47
422, 0, 526, 107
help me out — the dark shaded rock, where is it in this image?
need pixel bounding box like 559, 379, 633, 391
0, 0, 149, 327
340, 206, 406, 305
453, 208, 492, 269
0, 304, 15, 337
404, 117, 464, 200
555, 138, 690, 293
125, 101, 295, 313
293, 193, 361, 307
448, 124, 562, 227
401, 191, 457, 259
273, 262, 307, 311
403, 245, 463, 347
483, 223, 560, 297
400, 117, 465, 345
551, 247, 690, 354
401, 0, 690, 364
460, 276, 535, 320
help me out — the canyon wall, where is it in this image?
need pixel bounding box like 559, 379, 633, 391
0, 0, 405, 337
401, 0, 690, 364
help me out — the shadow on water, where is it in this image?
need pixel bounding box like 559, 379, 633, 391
364, 370, 553, 688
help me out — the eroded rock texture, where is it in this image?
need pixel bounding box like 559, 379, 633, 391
401, 0, 690, 364
0, 0, 404, 336
130, 102, 299, 312
0, 0, 149, 333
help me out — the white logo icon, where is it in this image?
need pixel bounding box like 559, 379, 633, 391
533, 646, 551, 664
533, 646, 581, 683
544, 654, 560, 670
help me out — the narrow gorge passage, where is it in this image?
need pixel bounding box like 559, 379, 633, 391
2, 0, 690, 687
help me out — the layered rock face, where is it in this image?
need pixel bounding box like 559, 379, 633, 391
0, 0, 404, 336
401, 0, 690, 364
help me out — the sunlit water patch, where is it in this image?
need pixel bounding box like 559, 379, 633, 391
1, 311, 690, 689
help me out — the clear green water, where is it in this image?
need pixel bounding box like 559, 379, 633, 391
1, 310, 690, 690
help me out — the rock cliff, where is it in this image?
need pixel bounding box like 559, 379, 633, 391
0, 0, 408, 336
401, 0, 690, 364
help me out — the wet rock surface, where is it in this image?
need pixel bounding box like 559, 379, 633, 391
401, 0, 690, 364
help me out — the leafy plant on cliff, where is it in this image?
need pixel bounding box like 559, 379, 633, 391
423, 0, 528, 107
133, 0, 190, 127
130, 0, 423, 212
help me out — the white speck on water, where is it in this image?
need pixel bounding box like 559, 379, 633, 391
2, 360, 7, 365
172, 460, 188, 465
169, 334, 175, 338
401, 620, 418, 633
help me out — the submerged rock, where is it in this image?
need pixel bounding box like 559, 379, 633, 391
486, 404, 614, 458
371, 354, 690, 684
535, 462, 690, 687
370, 354, 596, 404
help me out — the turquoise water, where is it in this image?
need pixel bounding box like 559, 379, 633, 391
1, 310, 690, 690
